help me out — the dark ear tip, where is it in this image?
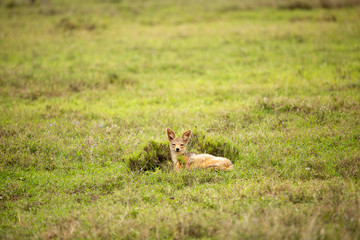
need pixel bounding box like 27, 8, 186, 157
183, 130, 191, 137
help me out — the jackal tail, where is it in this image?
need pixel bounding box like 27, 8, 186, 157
204, 164, 234, 171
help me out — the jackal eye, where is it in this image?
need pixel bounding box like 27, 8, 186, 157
180, 144, 184, 146
172, 144, 175, 146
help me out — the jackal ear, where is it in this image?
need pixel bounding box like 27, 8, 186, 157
167, 128, 176, 141
181, 130, 191, 144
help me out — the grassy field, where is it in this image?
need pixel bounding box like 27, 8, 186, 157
1, 0, 360, 239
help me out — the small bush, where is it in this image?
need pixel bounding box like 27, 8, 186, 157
56, 17, 97, 31
189, 131, 240, 162
279, 1, 313, 10
125, 140, 171, 171
5, 1, 17, 8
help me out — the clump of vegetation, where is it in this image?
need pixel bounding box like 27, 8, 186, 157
189, 131, 240, 162
279, 1, 313, 10
125, 140, 171, 171
56, 17, 97, 31
279, 0, 360, 9
5, 0, 17, 9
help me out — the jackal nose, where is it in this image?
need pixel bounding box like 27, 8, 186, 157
176, 148, 180, 152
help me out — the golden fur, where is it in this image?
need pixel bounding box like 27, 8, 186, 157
167, 128, 234, 172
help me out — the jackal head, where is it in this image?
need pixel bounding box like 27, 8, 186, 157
167, 128, 191, 156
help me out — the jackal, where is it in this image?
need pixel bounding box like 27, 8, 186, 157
167, 128, 234, 172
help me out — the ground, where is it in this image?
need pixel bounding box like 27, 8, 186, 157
0, 0, 360, 239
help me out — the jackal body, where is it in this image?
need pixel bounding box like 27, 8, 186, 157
167, 128, 234, 172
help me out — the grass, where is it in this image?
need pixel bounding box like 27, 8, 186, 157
1, 0, 360, 239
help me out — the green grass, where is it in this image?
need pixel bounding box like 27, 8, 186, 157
1, 0, 360, 239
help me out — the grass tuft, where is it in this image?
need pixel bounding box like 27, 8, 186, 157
280, 1, 313, 10
125, 140, 171, 171
56, 17, 98, 31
